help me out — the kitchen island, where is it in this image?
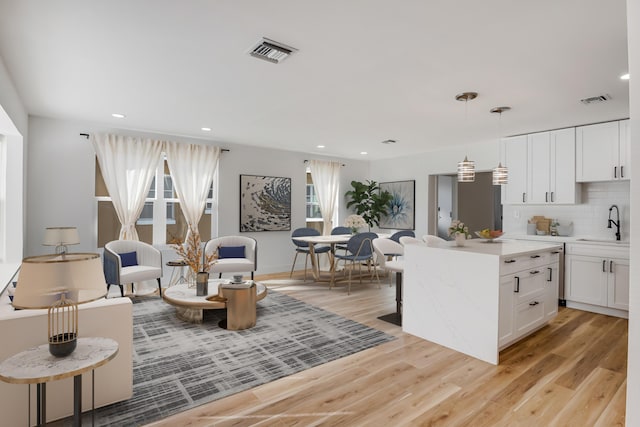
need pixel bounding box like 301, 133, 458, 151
403, 239, 562, 365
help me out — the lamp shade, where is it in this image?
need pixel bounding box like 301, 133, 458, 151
43, 227, 80, 246
12, 253, 107, 309
457, 156, 475, 182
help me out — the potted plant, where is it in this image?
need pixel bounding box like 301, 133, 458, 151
345, 180, 393, 231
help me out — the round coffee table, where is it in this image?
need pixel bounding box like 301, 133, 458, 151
162, 279, 267, 326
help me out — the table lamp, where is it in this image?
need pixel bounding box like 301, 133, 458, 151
12, 253, 107, 357
43, 227, 80, 254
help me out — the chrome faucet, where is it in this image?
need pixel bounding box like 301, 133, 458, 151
608, 204, 621, 241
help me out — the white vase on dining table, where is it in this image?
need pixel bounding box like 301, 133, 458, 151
454, 233, 466, 247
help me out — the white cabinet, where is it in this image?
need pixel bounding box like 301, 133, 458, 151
501, 135, 528, 204
498, 250, 560, 349
576, 120, 630, 182
528, 128, 579, 204
502, 128, 579, 204
565, 243, 629, 315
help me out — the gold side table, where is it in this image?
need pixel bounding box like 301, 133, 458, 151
0, 337, 119, 426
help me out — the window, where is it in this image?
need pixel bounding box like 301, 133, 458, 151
96, 158, 217, 247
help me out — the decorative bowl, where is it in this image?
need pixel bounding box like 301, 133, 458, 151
474, 230, 504, 242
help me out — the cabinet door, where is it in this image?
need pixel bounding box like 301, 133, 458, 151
565, 254, 607, 306
498, 275, 516, 348
501, 135, 528, 204
576, 121, 619, 182
550, 128, 578, 203
514, 268, 546, 305
619, 119, 631, 180
608, 258, 629, 310
544, 263, 559, 321
528, 132, 550, 204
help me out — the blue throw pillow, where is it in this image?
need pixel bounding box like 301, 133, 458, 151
119, 251, 138, 267
218, 245, 245, 259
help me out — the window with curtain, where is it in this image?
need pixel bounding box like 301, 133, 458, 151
95, 158, 216, 247
306, 172, 323, 233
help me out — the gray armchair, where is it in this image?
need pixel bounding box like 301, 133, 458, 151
104, 240, 163, 297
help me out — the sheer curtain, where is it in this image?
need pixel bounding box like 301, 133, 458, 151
309, 160, 341, 235
165, 141, 220, 241
92, 133, 163, 240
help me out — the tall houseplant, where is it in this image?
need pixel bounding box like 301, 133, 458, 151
345, 180, 393, 230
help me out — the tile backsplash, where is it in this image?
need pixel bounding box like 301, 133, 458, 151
502, 181, 630, 240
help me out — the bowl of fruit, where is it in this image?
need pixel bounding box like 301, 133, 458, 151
475, 229, 504, 242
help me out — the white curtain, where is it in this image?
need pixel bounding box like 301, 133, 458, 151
309, 160, 341, 235
165, 141, 220, 241
92, 133, 163, 240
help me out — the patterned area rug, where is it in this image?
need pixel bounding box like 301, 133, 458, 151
87, 290, 395, 426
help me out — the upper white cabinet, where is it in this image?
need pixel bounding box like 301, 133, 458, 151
576, 120, 630, 182
501, 135, 528, 204
528, 128, 579, 204
502, 128, 579, 205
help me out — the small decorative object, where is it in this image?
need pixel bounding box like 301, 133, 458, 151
344, 214, 367, 234
454, 233, 467, 247
233, 274, 243, 283
196, 271, 209, 296
475, 229, 504, 243
172, 226, 217, 288
448, 220, 471, 239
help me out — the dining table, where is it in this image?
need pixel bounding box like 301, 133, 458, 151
293, 233, 391, 284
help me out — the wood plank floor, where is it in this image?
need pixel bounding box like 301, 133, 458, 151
146, 271, 627, 427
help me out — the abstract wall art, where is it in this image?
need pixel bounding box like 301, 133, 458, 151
379, 180, 415, 230
240, 175, 291, 232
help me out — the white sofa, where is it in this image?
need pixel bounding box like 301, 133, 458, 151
0, 293, 133, 425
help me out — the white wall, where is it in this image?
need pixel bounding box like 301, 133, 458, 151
626, 0, 639, 422
25, 116, 369, 274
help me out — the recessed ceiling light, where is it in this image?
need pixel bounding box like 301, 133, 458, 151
360, 151, 368, 155
381, 139, 397, 144
201, 127, 212, 131
620, 73, 630, 80
316, 145, 325, 148
111, 113, 126, 118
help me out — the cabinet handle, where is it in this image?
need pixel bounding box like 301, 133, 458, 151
530, 270, 540, 275
522, 193, 526, 203
551, 251, 560, 254
547, 267, 553, 282
610, 260, 613, 273
530, 255, 541, 259
602, 260, 606, 272
515, 276, 520, 293
621, 166, 624, 178
529, 301, 540, 306
614, 166, 617, 178
551, 192, 555, 202
504, 259, 516, 264
545, 192, 548, 202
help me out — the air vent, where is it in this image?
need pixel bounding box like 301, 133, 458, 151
249, 38, 297, 64
381, 139, 397, 144
580, 94, 611, 105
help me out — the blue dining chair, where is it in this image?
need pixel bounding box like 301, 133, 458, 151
332, 232, 380, 294
289, 228, 331, 281
331, 226, 351, 256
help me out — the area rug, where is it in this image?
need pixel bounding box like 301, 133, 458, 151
87, 290, 395, 426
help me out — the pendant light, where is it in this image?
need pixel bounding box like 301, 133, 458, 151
455, 92, 477, 182
491, 106, 511, 185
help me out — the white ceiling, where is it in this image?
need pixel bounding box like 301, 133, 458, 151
0, 0, 630, 160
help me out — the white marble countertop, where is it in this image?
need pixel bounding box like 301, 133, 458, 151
429, 238, 562, 258
508, 234, 630, 247
0, 337, 119, 384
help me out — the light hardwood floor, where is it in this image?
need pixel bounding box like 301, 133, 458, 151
146, 271, 627, 427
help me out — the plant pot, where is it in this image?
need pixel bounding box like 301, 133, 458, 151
454, 234, 466, 247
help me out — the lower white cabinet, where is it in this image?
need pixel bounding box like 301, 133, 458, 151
565, 243, 629, 315
498, 252, 560, 349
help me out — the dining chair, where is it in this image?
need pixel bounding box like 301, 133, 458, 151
422, 234, 447, 246
290, 228, 331, 281
390, 230, 415, 243
399, 236, 424, 246
332, 232, 379, 294
331, 226, 351, 258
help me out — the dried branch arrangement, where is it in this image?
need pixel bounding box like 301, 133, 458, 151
171, 227, 217, 274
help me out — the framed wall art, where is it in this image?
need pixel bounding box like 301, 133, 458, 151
240, 174, 291, 232
379, 180, 415, 230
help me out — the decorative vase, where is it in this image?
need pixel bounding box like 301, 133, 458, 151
196, 271, 209, 296
455, 233, 466, 247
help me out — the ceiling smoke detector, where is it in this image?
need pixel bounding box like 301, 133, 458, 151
249, 37, 297, 64
580, 94, 611, 105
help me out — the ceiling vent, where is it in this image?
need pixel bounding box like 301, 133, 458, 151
249, 38, 297, 64
580, 94, 611, 105
381, 139, 397, 144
